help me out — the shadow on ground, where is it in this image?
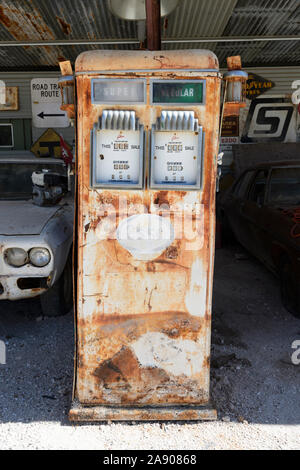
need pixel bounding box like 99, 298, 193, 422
211, 243, 300, 425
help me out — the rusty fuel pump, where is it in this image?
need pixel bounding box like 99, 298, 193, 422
59, 50, 246, 421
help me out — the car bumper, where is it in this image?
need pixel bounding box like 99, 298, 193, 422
0, 275, 50, 300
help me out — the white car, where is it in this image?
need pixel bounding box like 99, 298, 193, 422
0, 152, 73, 316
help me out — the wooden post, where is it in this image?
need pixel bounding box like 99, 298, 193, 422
146, 0, 161, 50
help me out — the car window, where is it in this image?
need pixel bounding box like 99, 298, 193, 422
268, 167, 300, 204
248, 170, 268, 205
233, 170, 256, 198
0, 161, 66, 200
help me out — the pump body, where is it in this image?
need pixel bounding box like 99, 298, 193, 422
70, 50, 221, 421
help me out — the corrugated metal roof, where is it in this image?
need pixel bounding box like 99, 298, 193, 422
0, 0, 299, 70
216, 0, 300, 65
0, 0, 139, 69
162, 0, 238, 40
223, 0, 300, 36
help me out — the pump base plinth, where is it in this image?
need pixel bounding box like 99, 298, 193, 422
69, 400, 217, 422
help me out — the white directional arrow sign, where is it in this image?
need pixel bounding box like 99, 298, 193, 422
31, 78, 69, 128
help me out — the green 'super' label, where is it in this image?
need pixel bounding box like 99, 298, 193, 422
152, 82, 204, 104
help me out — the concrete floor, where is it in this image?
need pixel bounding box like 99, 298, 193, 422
0, 243, 299, 450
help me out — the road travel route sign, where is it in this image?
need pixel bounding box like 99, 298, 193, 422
31, 78, 69, 128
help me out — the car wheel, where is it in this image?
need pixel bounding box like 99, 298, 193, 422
280, 258, 300, 319
40, 253, 73, 317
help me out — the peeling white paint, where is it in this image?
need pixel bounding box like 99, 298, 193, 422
183, 192, 198, 205
131, 332, 204, 377
185, 258, 207, 317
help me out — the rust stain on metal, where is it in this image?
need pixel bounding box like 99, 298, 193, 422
227, 55, 242, 71
0, 86, 18, 111
75, 50, 219, 73
0, 4, 68, 65
69, 401, 217, 421
72, 49, 221, 420
57, 56, 67, 64
59, 60, 73, 76
165, 245, 178, 259
0, 5, 55, 41
56, 16, 72, 36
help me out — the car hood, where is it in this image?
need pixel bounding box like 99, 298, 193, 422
0, 200, 61, 236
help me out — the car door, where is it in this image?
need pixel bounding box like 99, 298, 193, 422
239, 169, 270, 259
225, 169, 256, 247
257, 166, 300, 271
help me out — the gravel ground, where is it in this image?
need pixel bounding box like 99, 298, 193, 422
0, 243, 299, 450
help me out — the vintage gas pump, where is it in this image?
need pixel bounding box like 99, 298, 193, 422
63, 50, 245, 421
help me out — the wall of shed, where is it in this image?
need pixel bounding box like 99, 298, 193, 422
219, 66, 300, 183
0, 71, 75, 151
220, 66, 300, 95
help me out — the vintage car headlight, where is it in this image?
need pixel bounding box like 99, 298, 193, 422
4, 248, 28, 267
29, 248, 51, 267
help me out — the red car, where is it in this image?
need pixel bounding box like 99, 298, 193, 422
220, 161, 300, 318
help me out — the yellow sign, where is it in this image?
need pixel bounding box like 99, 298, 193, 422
246, 73, 275, 99
31, 128, 71, 158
